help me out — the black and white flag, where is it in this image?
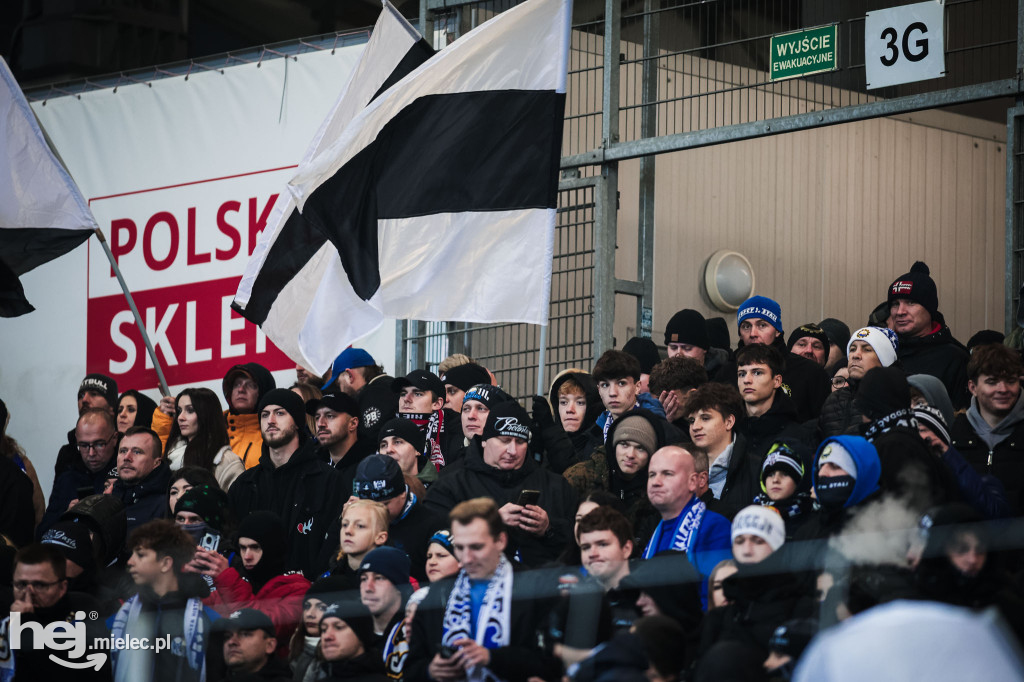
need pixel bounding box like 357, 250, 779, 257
0, 56, 96, 317
233, 0, 570, 373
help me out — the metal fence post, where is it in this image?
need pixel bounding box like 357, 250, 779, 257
636, 0, 659, 339
593, 0, 621, 358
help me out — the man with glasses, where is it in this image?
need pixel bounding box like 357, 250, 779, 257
37, 408, 119, 537
53, 373, 119, 478
1, 543, 108, 680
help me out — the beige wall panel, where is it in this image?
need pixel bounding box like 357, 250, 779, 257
643, 121, 1005, 350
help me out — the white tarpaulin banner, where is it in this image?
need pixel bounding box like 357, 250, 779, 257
0, 40, 401, 496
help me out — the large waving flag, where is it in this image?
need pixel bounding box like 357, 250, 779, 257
0, 56, 96, 317
233, 0, 570, 373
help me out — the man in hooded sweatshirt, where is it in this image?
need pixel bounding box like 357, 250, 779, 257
228, 389, 346, 578
153, 363, 276, 469
950, 344, 1024, 516
191, 510, 309, 659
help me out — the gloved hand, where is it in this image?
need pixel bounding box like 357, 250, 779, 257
532, 395, 555, 429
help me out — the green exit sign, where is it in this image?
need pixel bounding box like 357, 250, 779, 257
770, 24, 839, 81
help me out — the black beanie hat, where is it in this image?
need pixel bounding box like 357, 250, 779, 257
257, 388, 306, 431
41, 520, 96, 574
237, 510, 288, 580
441, 363, 491, 392
966, 329, 1005, 352
482, 401, 532, 442
854, 366, 911, 421
888, 261, 939, 319
378, 417, 427, 454
787, 323, 831, 358
622, 337, 661, 374
174, 484, 229, 530
353, 453, 406, 500
79, 373, 119, 409
305, 575, 352, 602
664, 309, 710, 350
818, 318, 851, 353
321, 597, 376, 649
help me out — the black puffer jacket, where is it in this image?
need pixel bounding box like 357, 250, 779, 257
423, 437, 577, 567
896, 321, 970, 409
817, 380, 866, 439
228, 438, 346, 578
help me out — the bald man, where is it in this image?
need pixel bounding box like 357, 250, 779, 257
642, 445, 732, 607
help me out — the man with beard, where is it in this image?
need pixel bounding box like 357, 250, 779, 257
308, 392, 374, 497
191, 510, 310, 660
228, 389, 346, 578
321, 348, 397, 444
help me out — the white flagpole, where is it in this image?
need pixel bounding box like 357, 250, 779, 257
92, 228, 171, 397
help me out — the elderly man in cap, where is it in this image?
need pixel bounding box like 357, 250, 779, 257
393, 369, 463, 471
53, 372, 119, 477
321, 347, 397, 443
228, 388, 345, 578
425, 401, 576, 566
212, 608, 291, 681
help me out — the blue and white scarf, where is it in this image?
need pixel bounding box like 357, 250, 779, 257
642, 497, 706, 560
110, 593, 206, 682
441, 554, 513, 682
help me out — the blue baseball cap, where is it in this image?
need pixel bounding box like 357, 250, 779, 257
322, 347, 377, 390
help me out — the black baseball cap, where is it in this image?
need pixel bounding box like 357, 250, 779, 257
306, 392, 361, 417
391, 370, 445, 398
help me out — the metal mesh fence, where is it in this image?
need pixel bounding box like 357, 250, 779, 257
398, 182, 596, 401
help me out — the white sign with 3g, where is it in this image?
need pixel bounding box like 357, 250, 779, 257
865, 1, 945, 89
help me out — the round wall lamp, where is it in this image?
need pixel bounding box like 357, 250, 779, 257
704, 250, 755, 312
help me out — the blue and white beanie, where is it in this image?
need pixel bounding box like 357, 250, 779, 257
737, 296, 783, 334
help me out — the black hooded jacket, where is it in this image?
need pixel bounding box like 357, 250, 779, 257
537, 371, 605, 473
38, 451, 116, 537
423, 437, 577, 567
228, 437, 346, 578
735, 389, 812, 469
896, 320, 970, 410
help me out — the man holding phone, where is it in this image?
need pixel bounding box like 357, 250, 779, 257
406, 498, 564, 682
424, 401, 577, 567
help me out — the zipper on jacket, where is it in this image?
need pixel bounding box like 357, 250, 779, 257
988, 450, 993, 469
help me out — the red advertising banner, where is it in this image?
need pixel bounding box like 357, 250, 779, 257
86, 276, 293, 388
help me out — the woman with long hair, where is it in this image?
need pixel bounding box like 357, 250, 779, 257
164, 388, 244, 491
290, 381, 323, 438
